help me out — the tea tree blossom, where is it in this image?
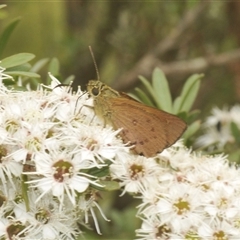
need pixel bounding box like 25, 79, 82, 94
132, 146, 240, 239
0, 70, 129, 238
195, 105, 240, 149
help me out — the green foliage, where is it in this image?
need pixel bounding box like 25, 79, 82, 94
173, 73, 203, 114
228, 122, 240, 163
133, 68, 203, 146
0, 17, 21, 57
230, 122, 240, 145
48, 57, 60, 77
152, 69, 172, 112
0, 6, 73, 90
98, 180, 120, 191
1, 53, 35, 68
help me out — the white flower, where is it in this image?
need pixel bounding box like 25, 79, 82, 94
0, 144, 23, 190
70, 124, 127, 164
0, 218, 28, 240
13, 190, 79, 240
198, 218, 240, 239
26, 148, 102, 206
77, 190, 109, 235
136, 216, 168, 240
195, 105, 240, 149
110, 154, 162, 195
0, 65, 13, 86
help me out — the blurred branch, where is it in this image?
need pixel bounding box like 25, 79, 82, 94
155, 1, 209, 56
113, 1, 210, 90
156, 49, 240, 75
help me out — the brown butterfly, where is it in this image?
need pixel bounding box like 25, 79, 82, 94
86, 80, 187, 157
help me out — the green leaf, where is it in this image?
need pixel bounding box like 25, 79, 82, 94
177, 111, 188, 121
99, 180, 120, 191
187, 109, 201, 123
25, 78, 40, 89
63, 75, 75, 85
30, 58, 49, 73
5, 71, 40, 78
231, 122, 240, 145
228, 149, 240, 164
183, 120, 201, 139
152, 68, 172, 112
6, 63, 31, 72
0, 17, 21, 57
178, 74, 203, 112
48, 57, 59, 76
21, 174, 30, 211
2, 78, 14, 85
173, 96, 182, 114
134, 87, 155, 106
138, 75, 156, 101
86, 165, 110, 177
1, 53, 35, 68
127, 93, 141, 102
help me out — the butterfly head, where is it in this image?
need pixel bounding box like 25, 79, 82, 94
87, 80, 104, 98
87, 80, 119, 99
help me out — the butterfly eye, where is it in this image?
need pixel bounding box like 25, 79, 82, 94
92, 87, 99, 96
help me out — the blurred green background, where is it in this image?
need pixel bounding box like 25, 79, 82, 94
2, 1, 240, 117
1, 1, 240, 238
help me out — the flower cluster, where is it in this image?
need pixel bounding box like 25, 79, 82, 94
1, 65, 240, 240
0, 69, 129, 239
195, 105, 240, 150
112, 144, 240, 239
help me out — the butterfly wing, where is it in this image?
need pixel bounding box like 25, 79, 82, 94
108, 97, 187, 157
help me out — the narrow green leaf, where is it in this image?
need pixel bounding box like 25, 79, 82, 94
1, 53, 35, 68
152, 68, 172, 112
127, 93, 141, 102
173, 96, 182, 114
138, 75, 160, 107
86, 165, 110, 177
231, 122, 240, 145
21, 175, 30, 211
63, 75, 75, 85
2, 78, 14, 85
48, 58, 59, 76
30, 58, 49, 73
177, 111, 188, 121
5, 71, 40, 78
6, 63, 31, 72
26, 78, 40, 89
135, 87, 155, 107
138, 76, 155, 95
183, 120, 201, 139
0, 17, 21, 57
178, 74, 203, 112
228, 149, 240, 164
99, 180, 120, 191
187, 109, 201, 123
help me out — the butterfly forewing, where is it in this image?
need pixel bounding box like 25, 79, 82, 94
108, 97, 187, 157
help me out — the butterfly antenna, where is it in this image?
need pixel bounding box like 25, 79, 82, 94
89, 46, 100, 81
